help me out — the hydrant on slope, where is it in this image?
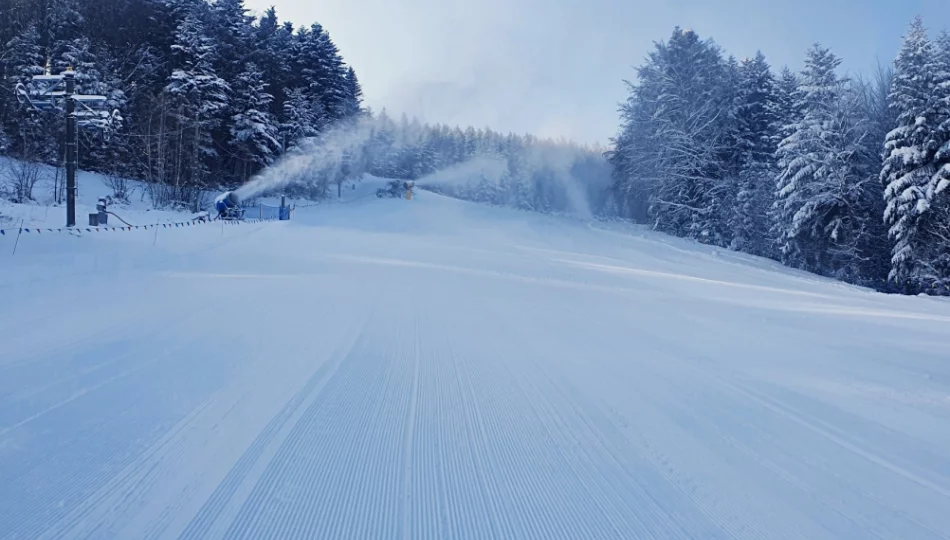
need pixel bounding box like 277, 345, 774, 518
89, 197, 109, 226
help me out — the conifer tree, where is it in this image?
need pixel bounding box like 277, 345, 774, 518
882, 18, 950, 287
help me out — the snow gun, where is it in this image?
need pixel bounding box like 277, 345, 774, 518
214, 191, 245, 220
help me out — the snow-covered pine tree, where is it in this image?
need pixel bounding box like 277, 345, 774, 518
279, 87, 320, 152
765, 67, 802, 255
253, 7, 294, 122
735, 54, 780, 174
165, 9, 230, 205
774, 44, 873, 276
4, 23, 45, 101
230, 62, 280, 182
3, 25, 49, 161
77, 46, 128, 174
462, 126, 478, 159
849, 64, 896, 284
364, 108, 397, 176
44, 0, 85, 74
117, 42, 165, 183
341, 66, 364, 120
507, 149, 533, 211
0, 124, 8, 154
211, 0, 254, 83
613, 27, 731, 242
294, 23, 348, 125
386, 113, 416, 178
772, 68, 800, 146
730, 52, 778, 254
0, 0, 15, 48
924, 29, 950, 288
928, 30, 950, 202
832, 83, 892, 282
605, 88, 655, 222
718, 55, 744, 178
882, 17, 950, 288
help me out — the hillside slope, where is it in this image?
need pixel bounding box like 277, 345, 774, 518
1, 183, 949, 539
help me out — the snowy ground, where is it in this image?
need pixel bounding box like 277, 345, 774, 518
1, 175, 949, 539
0, 159, 200, 232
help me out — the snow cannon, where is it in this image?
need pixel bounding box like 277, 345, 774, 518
214, 191, 245, 220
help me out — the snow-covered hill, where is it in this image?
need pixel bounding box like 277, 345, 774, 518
1, 179, 949, 539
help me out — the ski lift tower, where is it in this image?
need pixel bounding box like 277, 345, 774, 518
15, 67, 120, 227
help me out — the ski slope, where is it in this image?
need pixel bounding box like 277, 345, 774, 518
2, 179, 950, 539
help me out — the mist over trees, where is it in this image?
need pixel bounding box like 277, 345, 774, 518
253, 110, 610, 216
608, 20, 950, 294
362, 113, 611, 216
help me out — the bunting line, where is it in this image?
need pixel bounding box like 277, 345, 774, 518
0, 216, 276, 237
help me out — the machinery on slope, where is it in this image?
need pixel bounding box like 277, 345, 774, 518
376, 180, 414, 199
213, 190, 292, 221
214, 191, 245, 220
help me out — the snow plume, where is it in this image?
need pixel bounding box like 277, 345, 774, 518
418, 142, 602, 219
523, 142, 597, 220
414, 154, 509, 190
232, 114, 609, 220
233, 118, 377, 201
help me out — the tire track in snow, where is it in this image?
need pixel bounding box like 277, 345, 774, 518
428, 289, 626, 539
0, 305, 229, 540
464, 294, 786, 539
514, 303, 836, 540
647, 384, 925, 540
215, 288, 411, 539
176, 295, 378, 540
0, 278, 177, 371
738, 381, 950, 500
312, 303, 407, 540
43, 298, 362, 540
722, 381, 950, 539
0, 349, 172, 438
553, 304, 950, 539
438, 298, 646, 539
39, 393, 222, 540
402, 311, 476, 540
630, 306, 950, 537
660, 368, 945, 539
482, 316, 720, 538
411, 327, 450, 540
400, 306, 421, 540
499, 358, 665, 538
447, 338, 505, 539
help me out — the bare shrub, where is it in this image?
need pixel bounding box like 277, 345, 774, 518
147, 181, 175, 209
8, 158, 42, 203
106, 170, 131, 203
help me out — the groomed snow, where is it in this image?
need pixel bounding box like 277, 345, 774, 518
1, 177, 949, 539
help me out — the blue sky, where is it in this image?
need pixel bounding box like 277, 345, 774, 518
245, 0, 949, 146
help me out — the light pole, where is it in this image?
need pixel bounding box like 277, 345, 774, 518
64, 70, 77, 227
15, 67, 118, 227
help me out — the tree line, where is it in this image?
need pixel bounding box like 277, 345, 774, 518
3, 3, 948, 295
607, 19, 950, 294
0, 0, 607, 217
0, 0, 363, 209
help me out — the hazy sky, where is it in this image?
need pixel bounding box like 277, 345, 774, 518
245, 0, 948, 146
